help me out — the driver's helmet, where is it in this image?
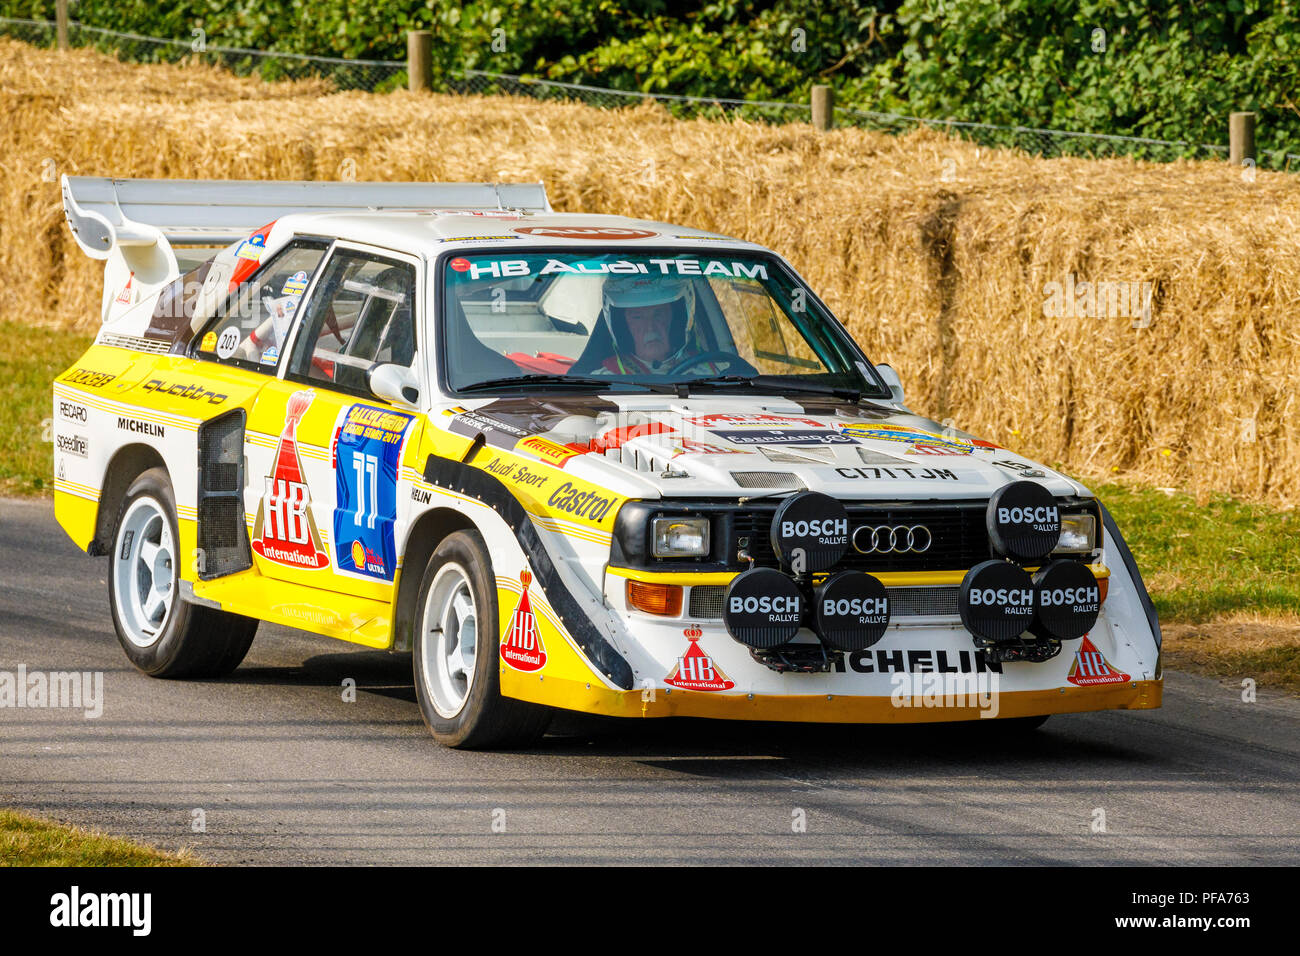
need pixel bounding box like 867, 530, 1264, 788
600, 274, 697, 368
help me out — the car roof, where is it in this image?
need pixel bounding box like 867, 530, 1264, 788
274, 209, 768, 256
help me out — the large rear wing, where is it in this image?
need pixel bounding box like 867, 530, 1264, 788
60, 176, 553, 323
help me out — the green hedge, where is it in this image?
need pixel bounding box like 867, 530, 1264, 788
6, 0, 1300, 151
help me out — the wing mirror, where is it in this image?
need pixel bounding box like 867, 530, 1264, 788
368, 363, 421, 408
874, 363, 905, 405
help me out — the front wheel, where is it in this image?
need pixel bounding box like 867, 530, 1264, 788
108, 467, 257, 678
412, 530, 551, 749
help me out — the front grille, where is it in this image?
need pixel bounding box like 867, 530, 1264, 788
686, 583, 960, 620
732, 502, 990, 573
688, 585, 726, 619
888, 585, 959, 617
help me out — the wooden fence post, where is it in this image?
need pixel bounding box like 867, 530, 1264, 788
811, 85, 834, 131
1229, 112, 1256, 166
408, 31, 432, 92
55, 0, 69, 50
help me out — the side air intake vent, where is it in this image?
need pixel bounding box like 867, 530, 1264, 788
197, 410, 251, 579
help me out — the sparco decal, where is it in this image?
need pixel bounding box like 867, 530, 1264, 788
835, 648, 1004, 674
546, 482, 615, 523
664, 625, 735, 691
57, 400, 88, 423
116, 416, 164, 438
63, 368, 116, 389
712, 429, 857, 446
143, 379, 229, 405
250, 389, 330, 570
55, 434, 87, 458
500, 571, 546, 672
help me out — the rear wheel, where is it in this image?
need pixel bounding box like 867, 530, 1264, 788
412, 530, 551, 749
108, 468, 257, 678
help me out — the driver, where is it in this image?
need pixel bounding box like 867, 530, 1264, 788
597, 275, 715, 375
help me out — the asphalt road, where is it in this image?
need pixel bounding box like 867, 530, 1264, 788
2, 495, 1297, 865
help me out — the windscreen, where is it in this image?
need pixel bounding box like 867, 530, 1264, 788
440, 250, 885, 395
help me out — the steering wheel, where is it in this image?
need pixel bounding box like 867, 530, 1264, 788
666, 350, 754, 377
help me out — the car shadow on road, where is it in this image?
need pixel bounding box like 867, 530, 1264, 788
224, 649, 1152, 772
223, 650, 416, 703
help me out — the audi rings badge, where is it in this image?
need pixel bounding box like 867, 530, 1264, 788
851, 524, 932, 555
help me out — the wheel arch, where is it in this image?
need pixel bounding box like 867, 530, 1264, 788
391, 506, 478, 652
90, 443, 169, 556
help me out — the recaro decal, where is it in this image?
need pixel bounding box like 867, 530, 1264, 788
422, 453, 634, 690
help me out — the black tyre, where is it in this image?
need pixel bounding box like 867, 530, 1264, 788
412, 530, 551, 749
108, 467, 257, 678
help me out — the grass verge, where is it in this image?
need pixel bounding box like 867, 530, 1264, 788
0, 320, 94, 496
0, 809, 196, 866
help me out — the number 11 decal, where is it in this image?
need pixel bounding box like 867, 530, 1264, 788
333, 404, 416, 581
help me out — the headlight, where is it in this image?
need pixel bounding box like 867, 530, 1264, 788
652, 517, 710, 558
1055, 513, 1096, 553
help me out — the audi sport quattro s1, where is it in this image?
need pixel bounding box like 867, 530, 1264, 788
51, 176, 1162, 748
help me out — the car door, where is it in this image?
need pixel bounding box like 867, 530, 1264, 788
244, 242, 425, 603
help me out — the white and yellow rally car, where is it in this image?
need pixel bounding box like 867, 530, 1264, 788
52, 176, 1162, 748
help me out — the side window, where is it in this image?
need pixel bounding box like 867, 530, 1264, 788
195, 240, 329, 371
287, 250, 417, 397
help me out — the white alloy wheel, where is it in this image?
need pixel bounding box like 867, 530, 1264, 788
420, 562, 479, 719
112, 494, 176, 648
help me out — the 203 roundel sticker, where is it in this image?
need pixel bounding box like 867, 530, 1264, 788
664, 625, 734, 691
251, 389, 330, 570
332, 404, 416, 581
501, 570, 546, 672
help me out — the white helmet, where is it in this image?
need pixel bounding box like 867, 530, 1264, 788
601, 275, 697, 367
